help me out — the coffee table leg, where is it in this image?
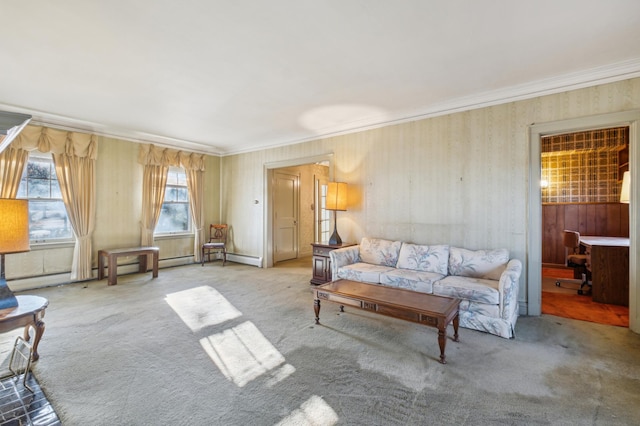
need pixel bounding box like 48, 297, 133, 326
314, 298, 321, 324
438, 325, 447, 364
453, 314, 460, 342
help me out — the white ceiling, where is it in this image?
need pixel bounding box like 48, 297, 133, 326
2, 1, 640, 156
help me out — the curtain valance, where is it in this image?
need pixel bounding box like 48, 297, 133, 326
13, 125, 97, 159
138, 144, 206, 171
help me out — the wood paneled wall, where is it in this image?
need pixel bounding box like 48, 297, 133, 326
542, 202, 629, 265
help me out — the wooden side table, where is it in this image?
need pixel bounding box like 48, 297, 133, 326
0, 295, 49, 361
310, 242, 356, 285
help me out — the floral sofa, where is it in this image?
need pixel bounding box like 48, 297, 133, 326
329, 237, 522, 338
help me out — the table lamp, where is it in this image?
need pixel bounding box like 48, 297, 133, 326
620, 171, 630, 204
0, 199, 30, 310
326, 182, 347, 245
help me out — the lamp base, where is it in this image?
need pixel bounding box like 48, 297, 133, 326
0, 278, 18, 310
328, 217, 342, 245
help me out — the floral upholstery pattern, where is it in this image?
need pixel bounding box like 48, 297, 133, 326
337, 263, 395, 284
329, 240, 522, 339
359, 238, 402, 267
432, 275, 500, 305
448, 247, 509, 280
379, 268, 443, 293
396, 243, 449, 275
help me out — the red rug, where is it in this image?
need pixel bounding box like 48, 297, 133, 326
542, 291, 629, 327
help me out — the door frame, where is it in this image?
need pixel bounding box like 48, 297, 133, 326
263, 153, 334, 268
528, 110, 639, 333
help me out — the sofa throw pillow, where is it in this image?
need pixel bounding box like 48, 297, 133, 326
359, 237, 402, 267
448, 247, 509, 280
396, 243, 449, 275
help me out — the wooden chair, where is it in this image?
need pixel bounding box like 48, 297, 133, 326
201, 224, 227, 266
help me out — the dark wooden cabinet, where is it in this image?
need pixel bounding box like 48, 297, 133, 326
310, 242, 355, 285
581, 237, 629, 306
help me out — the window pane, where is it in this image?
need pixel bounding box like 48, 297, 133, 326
51, 179, 62, 199
177, 173, 187, 186
166, 171, 178, 185
27, 178, 50, 198
175, 187, 188, 202
29, 200, 73, 240
18, 155, 73, 243
156, 203, 190, 233
27, 160, 51, 179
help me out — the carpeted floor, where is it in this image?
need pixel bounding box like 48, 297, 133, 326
0, 259, 639, 425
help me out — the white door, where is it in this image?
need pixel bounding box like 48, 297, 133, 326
274, 171, 299, 263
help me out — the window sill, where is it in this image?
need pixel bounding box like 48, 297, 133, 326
29, 240, 75, 250
154, 233, 195, 241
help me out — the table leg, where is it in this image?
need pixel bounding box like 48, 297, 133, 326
107, 255, 117, 285
453, 313, 460, 342
139, 254, 148, 273
152, 251, 159, 278
98, 251, 105, 280
23, 320, 45, 362
314, 298, 321, 324
438, 324, 447, 364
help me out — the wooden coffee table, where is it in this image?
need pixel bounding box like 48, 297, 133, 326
313, 279, 460, 364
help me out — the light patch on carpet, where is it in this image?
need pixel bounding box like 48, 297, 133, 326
165, 286, 242, 332
265, 363, 296, 388
200, 321, 285, 387
275, 395, 339, 426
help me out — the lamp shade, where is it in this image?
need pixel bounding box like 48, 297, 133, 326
326, 182, 347, 211
620, 171, 630, 204
0, 199, 30, 254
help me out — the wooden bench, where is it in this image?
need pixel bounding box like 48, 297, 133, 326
97, 247, 160, 286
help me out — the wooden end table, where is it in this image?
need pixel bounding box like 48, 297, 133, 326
0, 295, 49, 361
313, 280, 460, 364
98, 247, 159, 285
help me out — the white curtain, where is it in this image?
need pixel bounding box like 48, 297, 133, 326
138, 145, 206, 256
140, 164, 168, 246
0, 146, 29, 198
12, 125, 98, 281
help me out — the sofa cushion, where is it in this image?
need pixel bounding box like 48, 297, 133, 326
359, 238, 402, 267
336, 262, 396, 284
433, 275, 500, 305
379, 269, 442, 294
396, 243, 449, 275
448, 247, 509, 280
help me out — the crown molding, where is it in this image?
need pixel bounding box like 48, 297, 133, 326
3, 58, 640, 157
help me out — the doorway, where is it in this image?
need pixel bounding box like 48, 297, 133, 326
264, 154, 333, 268
528, 110, 639, 333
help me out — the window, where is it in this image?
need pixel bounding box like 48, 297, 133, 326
17, 154, 73, 242
155, 167, 191, 234
316, 180, 331, 242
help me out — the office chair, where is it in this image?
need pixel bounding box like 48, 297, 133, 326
201, 224, 227, 266
555, 230, 591, 295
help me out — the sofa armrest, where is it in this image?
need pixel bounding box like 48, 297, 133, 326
498, 258, 522, 319
329, 245, 361, 281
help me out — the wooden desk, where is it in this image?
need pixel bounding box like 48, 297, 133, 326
98, 247, 159, 286
0, 295, 48, 361
580, 236, 629, 306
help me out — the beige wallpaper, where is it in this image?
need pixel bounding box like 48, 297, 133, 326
221, 77, 640, 309
8, 137, 221, 285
